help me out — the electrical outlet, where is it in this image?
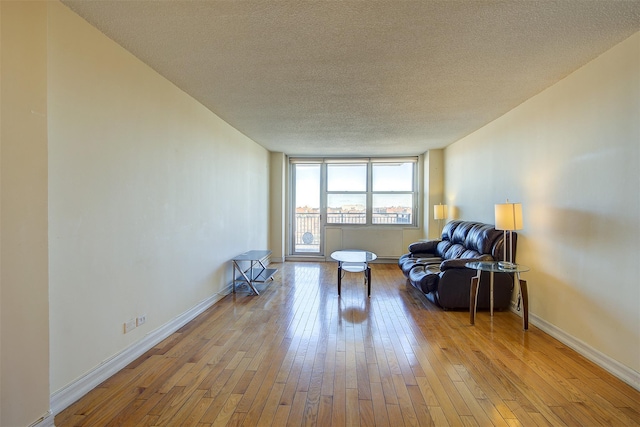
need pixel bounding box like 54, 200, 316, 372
136, 314, 147, 327
124, 318, 136, 334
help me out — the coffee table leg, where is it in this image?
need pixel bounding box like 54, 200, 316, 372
338, 263, 342, 296
367, 265, 371, 297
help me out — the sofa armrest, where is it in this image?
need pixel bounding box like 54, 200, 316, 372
408, 240, 439, 254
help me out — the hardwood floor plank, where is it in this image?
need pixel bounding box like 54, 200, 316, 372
55, 385, 109, 424
165, 389, 208, 427
331, 350, 347, 427
147, 386, 185, 418
391, 373, 420, 427
567, 378, 640, 425
256, 382, 286, 426
317, 394, 333, 426
359, 398, 376, 427
104, 392, 165, 427
620, 406, 640, 425
53, 262, 640, 427
426, 406, 449, 427
367, 382, 389, 427
453, 379, 507, 426
286, 391, 308, 427
177, 396, 215, 427
76, 383, 144, 426
345, 387, 361, 427
372, 339, 399, 406
202, 360, 252, 421
210, 393, 243, 426
386, 403, 404, 427
137, 414, 160, 426
321, 334, 337, 396
241, 350, 288, 425
158, 362, 195, 393
356, 350, 372, 400
503, 399, 552, 427
405, 384, 435, 426
272, 404, 291, 426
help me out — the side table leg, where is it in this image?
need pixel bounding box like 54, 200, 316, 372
490, 271, 495, 316
232, 261, 237, 293
520, 277, 529, 330
367, 265, 371, 297
338, 263, 342, 297
248, 260, 260, 296
470, 274, 480, 325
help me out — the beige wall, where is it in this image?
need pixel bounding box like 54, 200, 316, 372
424, 149, 445, 239
47, 1, 270, 394
269, 152, 286, 262
0, 2, 51, 426
445, 33, 639, 379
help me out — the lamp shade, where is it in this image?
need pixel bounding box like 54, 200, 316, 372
495, 202, 523, 230
434, 204, 447, 220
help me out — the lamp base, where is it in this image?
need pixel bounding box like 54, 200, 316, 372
498, 261, 517, 269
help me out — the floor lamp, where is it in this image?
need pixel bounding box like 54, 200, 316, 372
433, 204, 447, 236
495, 201, 523, 268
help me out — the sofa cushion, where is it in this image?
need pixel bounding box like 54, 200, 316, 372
409, 264, 440, 294
399, 255, 442, 277
460, 249, 483, 259
451, 221, 478, 244
436, 240, 452, 257
441, 220, 461, 241
465, 223, 503, 255
443, 243, 466, 259
398, 252, 412, 268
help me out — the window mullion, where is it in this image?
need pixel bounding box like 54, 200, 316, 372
367, 160, 372, 225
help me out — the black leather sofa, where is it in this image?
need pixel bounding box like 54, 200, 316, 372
399, 220, 516, 309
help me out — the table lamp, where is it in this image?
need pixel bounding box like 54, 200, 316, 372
434, 204, 447, 236
494, 201, 523, 268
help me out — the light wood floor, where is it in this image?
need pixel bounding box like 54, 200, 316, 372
55, 262, 640, 426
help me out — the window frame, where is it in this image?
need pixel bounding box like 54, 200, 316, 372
291, 157, 418, 228
370, 161, 416, 226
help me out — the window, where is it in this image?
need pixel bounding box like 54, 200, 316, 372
327, 162, 367, 224
371, 162, 414, 225
291, 157, 417, 231
292, 163, 321, 253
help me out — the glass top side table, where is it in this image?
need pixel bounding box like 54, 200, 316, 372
465, 261, 530, 330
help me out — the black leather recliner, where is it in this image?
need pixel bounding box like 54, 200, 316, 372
399, 220, 516, 309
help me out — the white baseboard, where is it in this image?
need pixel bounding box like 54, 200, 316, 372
28, 410, 54, 427
510, 304, 640, 391
50, 290, 230, 416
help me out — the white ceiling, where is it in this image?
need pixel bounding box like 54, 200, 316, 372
62, 1, 640, 156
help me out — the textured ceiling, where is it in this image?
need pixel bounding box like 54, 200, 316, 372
62, 1, 640, 156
